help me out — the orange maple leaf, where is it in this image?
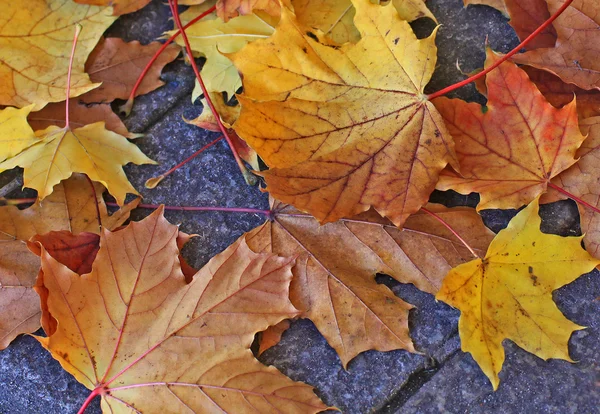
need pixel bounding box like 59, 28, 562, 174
434, 48, 586, 211
34, 208, 329, 412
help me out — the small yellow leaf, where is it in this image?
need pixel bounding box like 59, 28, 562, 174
437, 198, 600, 390
0, 0, 117, 109
0, 123, 155, 205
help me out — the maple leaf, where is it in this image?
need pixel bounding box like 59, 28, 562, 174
245, 199, 494, 366
81, 37, 181, 103
74, 0, 152, 16
434, 49, 585, 211
546, 117, 600, 259
232, 0, 457, 226
437, 198, 600, 390
512, 0, 600, 90
172, 4, 276, 101
464, 0, 557, 50
34, 208, 329, 413
0, 174, 138, 350
0, 121, 155, 205
28, 100, 140, 139
0, 0, 116, 109
293, 0, 436, 44
0, 105, 38, 162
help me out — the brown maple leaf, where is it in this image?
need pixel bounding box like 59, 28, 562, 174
82, 38, 180, 103
34, 208, 329, 412
435, 49, 586, 211
512, 0, 600, 90
0, 175, 138, 349
245, 199, 494, 366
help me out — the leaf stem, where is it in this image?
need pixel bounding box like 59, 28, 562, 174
65, 25, 82, 129
421, 207, 479, 258
77, 388, 100, 414
120, 5, 217, 115
547, 182, 600, 215
145, 136, 223, 188
426, 0, 574, 100
168, 0, 256, 186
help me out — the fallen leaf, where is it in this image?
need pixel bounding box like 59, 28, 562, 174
0, 0, 116, 109
172, 5, 276, 100
0, 175, 138, 349
258, 319, 291, 355
434, 49, 585, 211
82, 37, 180, 103
0, 122, 155, 205
233, 0, 457, 226
34, 208, 329, 413
437, 198, 599, 389
464, 0, 557, 50
74, 0, 152, 16
524, 66, 600, 120
187, 92, 241, 129
28, 100, 139, 138
0, 105, 38, 162
463, 0, 508, 15
512, 0, 600, 90
246, 198, 494, 365
546, 117, 600, 259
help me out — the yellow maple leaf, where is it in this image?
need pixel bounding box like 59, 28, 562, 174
437, 198, 600, 390
0, 123, 155, 205
173, 4, 276, 101
0, 0, 116, 109
0, 105, 38, 162
232, 0, 457, 226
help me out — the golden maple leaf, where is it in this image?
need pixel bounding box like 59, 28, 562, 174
434, 49, 586, 211
0, 122, 155, 205
232, 0, 457, 226
0, 174, 138, 350
0, 0, 116, 109
34, 208, 329, 412
437, 198, 600, 390
74, 0, 152, 16
246, 198, 494, 365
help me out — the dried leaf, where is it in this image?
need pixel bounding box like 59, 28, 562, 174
0, 123, 155, 205
181, 0, 282, 21
35, 208, 329, 412
233, 0, 457, 226
435, 49, 585, 211
437, 198, 599, 389
524, 66, 600, 120
512, 0, 600, 90
28, 100, 139, 138
546, 117, 600, 259
82, 38, 180, 103
246, 199, 494, 365
74, 0, 152, 16
0, 1, 116, 109
0, 175, 138, 349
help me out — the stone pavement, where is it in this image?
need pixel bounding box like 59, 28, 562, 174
0, 1, 598, 412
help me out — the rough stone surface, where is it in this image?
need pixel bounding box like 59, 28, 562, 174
0, 0, 598, 413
